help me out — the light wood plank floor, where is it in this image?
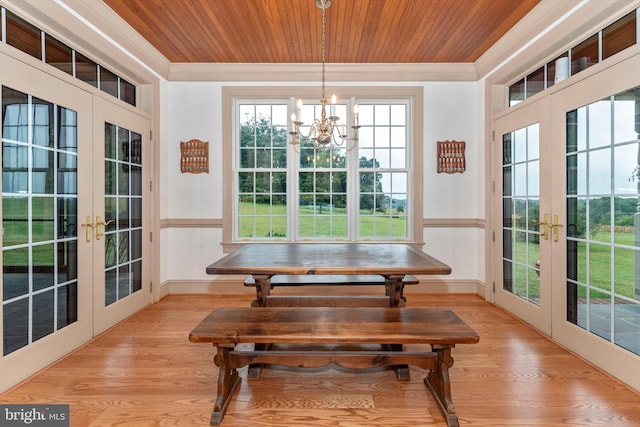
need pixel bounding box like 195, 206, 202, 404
2, 294, 640, 426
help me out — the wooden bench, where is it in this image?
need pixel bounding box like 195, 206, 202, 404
244, 274, 419, 307
189, 307, 479, 427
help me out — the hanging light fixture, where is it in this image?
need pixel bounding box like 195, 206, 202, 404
289, 0, 359, 148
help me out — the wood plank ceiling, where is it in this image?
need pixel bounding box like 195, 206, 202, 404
103, 0, 541, 63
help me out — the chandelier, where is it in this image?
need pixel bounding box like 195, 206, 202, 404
289, 0, 359, 148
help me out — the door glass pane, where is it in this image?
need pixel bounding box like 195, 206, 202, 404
2, 86, 79, 355
566, 87, 640, 356
502, 123, 541, 305
104, 124, 143, 306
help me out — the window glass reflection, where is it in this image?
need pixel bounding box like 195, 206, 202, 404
57, 283, 78, 329
602, 12, 636, 60
58, 108, 78, 152
45, 34, 73, 76
32, 290, 55, 341
5, 11, 41, 60
75, 53, 98, 88
32, 148, 54, 194
2, 247, 29, 300
33, 98, 53, 148
99, 66, 119, 98
3, 298, 29, 355
2, 87, 29, 143
57, 153, 77, 194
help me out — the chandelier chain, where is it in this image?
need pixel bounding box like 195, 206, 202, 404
321, 1, 326, 99
289, 0, 359, 149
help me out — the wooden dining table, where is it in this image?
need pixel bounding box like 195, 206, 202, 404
205, 243, 453, 380
205, 243, 452, 307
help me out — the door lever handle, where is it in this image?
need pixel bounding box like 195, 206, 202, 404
80, 215, 95, 242
95, 215, 114, 240
532, 214, 549, 240
550, 214, 563, 242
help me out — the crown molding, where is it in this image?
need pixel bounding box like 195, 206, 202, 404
1, 0, 172, 83
478, 0, 640, 83
475, 0, 583, 80
168, 62, 477, 82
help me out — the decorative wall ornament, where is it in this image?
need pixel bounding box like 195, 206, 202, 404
437, 140, 466, 174
180, 139, 209, 174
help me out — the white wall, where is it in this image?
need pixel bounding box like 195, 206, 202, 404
161, 80, 485, 292
422, 81, 485, 289
166, 82, 223, 219
423, 81, 481, 218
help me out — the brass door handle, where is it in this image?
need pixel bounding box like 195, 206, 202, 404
95, 215, 114, 240
80, 215, 95, 242
550, 214, 563, 242
532, 213, 549, 240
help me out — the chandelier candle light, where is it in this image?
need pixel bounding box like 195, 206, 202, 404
289, 0, 360, 148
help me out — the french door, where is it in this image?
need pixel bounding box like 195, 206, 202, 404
549, 54, 640, 390
494, 52, 640, 391
1, 53, 151, 391
91, 98, 150, 335
494, 98, 552, 335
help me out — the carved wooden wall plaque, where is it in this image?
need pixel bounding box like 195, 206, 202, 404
180, 139, 209, 174
437, 140, 466, 174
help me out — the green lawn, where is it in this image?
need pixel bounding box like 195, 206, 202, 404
3, 196, 640, 302
238, 201, 407, 238
509, 230, 638, 300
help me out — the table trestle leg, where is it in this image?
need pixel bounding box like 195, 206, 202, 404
423, 345, 459, 427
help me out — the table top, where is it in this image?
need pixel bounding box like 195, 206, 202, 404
189, 307, 478, 345
206, 243, 451, 276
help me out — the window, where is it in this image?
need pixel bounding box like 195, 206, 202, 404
508, 8, 639, 106
225, 87, 423, 248
1, 7, 137, 107
237, 103, 288, 238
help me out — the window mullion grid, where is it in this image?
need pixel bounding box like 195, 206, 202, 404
608, 96, 615, 343
347, 125, 359, 242
27, 94, 34, 344
53, 103, 59, 331
288, 97, 299, 241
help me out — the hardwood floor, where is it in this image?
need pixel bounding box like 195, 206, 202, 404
2, 294, 640, 426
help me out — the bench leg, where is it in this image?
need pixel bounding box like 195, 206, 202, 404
423, 345, 459, 427
211, 344, 240, 426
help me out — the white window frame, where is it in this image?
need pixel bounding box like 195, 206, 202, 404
221, 86, 424, 252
